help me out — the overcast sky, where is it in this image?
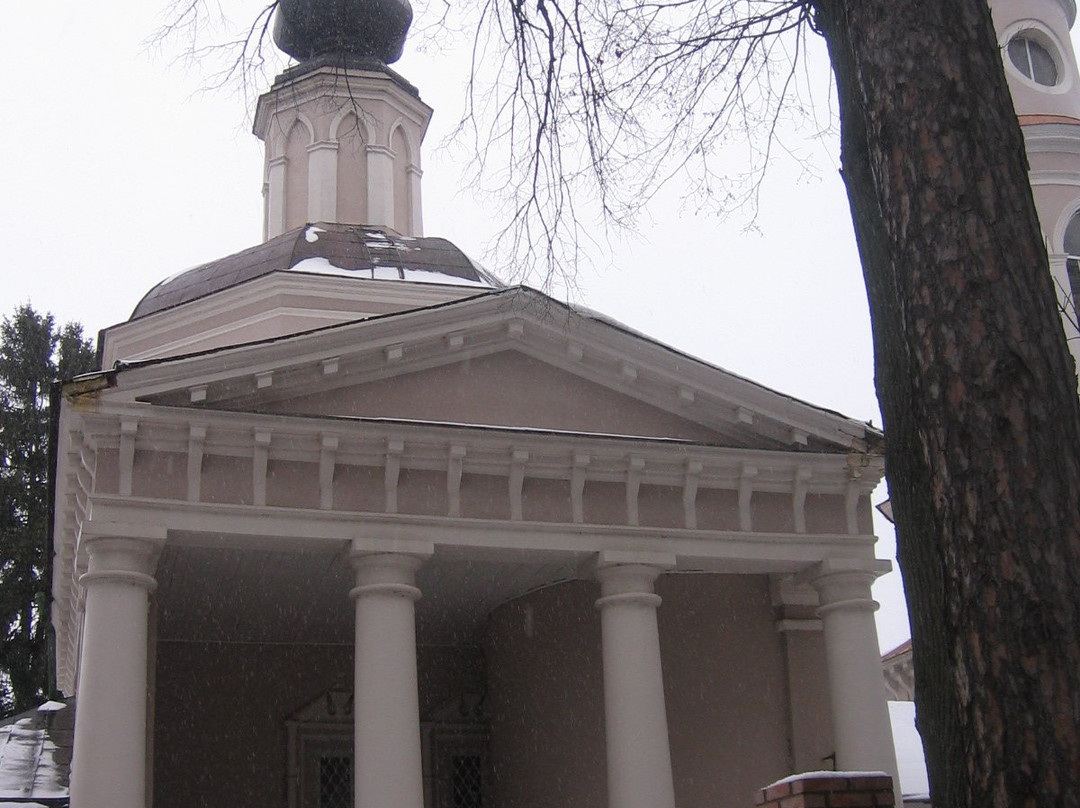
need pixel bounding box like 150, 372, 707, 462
7, 1, 1052, 653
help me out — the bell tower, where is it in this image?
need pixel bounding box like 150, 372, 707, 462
253, 0, 431, 239
991, 0, 1080, 371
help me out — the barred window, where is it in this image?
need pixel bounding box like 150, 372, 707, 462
319, 755, 353, 808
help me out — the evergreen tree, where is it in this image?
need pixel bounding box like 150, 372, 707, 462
0, 305, 94, 716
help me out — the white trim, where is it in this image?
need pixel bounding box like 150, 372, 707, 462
255, 67, 433, 143
102, 289, 878, 452
329, 104, 375, 144
101, 273, 478, 367
1051, 197, 1080, 251
1000, 19, 1075, 95
388, 118, 418, 164
1022, 122, 1080, 156
1029, 169, 1080, 185
85, 495, 878, 568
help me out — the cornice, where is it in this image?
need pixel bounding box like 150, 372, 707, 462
254, 65, 433, 138
100, 272, 482, 368
1022, 122, 1080, 156
73, 401, 882, 491
98, 289, 878, 454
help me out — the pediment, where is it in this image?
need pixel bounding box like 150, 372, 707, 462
287, 690, 353, 725
259, 350, 730, 444
103, 287, 876, 454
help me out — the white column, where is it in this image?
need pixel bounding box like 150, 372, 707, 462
307, 141, 339, 223
351, 549, 429, 808
407, 165, 424, 236
595, 552, 677, 808
366, 145, 395, 229
810, 559, 900, 796
266, 156, 288, 239
70, 533, 160, 808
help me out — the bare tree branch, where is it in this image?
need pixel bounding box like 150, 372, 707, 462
442, 0, 820, 285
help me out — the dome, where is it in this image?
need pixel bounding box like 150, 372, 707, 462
273, 0, 413, 64
131, 223, 502, 320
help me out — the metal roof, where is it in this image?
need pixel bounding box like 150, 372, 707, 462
130, 223, 501, 320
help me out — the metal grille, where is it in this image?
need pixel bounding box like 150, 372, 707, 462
450, 754, 484, 808
319, 755, 352, 808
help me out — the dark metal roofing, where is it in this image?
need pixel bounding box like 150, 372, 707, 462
130, 223, 501, 321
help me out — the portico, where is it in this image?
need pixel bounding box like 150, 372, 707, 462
54, 286, 898, 807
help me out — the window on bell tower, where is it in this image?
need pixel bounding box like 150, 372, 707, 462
1008, 34, 1060, 86
1062, 211, 1080, 329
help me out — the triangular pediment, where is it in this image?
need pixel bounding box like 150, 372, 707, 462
100, 287, 876, 454
258, 350, 730, 443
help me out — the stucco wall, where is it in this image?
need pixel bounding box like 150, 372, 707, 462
485, 575, 804, 808
267, 350, 727, 443
485, 581, 609, 808
657, 575, 796, 808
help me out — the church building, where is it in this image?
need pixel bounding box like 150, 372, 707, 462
46, 1, 1080, 807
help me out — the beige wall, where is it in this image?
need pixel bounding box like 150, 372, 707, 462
781, 631, 835, 773
485, 581, 609, 808
485, 575, 807, 808
268, 351, 727, 443
336, 113, 368, 224
657, 575, 795, 808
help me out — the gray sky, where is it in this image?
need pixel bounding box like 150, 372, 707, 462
7, 1, 1040, 653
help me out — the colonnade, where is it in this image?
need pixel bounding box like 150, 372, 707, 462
68, 534, 897, 808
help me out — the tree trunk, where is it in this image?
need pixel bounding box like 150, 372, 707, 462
812, 0, 1080, 805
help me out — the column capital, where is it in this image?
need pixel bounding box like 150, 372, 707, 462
79, 529, 164, 592
349, 549, 431, 603
307, 139, 340, 154
806, 558, 890, 615
593, 551, 674, 608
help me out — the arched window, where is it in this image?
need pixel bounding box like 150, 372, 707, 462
1008, 34, 1060, 86
1063, 211, 1080, 325
1064, 210, 1080, 258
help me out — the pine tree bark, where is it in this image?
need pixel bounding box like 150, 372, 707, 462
813, 1, 1080, 805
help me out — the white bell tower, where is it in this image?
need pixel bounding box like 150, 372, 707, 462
252, 0, 432, 240
992, 0, 1080, 372
253, 61, 432, 239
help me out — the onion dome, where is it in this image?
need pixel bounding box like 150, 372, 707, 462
273, 0, 413, 64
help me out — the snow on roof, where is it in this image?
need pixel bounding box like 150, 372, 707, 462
288, 257, 491, 287
761, 703, 929, 804
0, 701, 73, 802
765, 770, 890, 789
129, 223, 501, 320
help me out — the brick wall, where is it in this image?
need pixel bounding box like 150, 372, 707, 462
756, 773, 895, 808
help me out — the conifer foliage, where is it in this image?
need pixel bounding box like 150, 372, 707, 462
0, 305, 94, 715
